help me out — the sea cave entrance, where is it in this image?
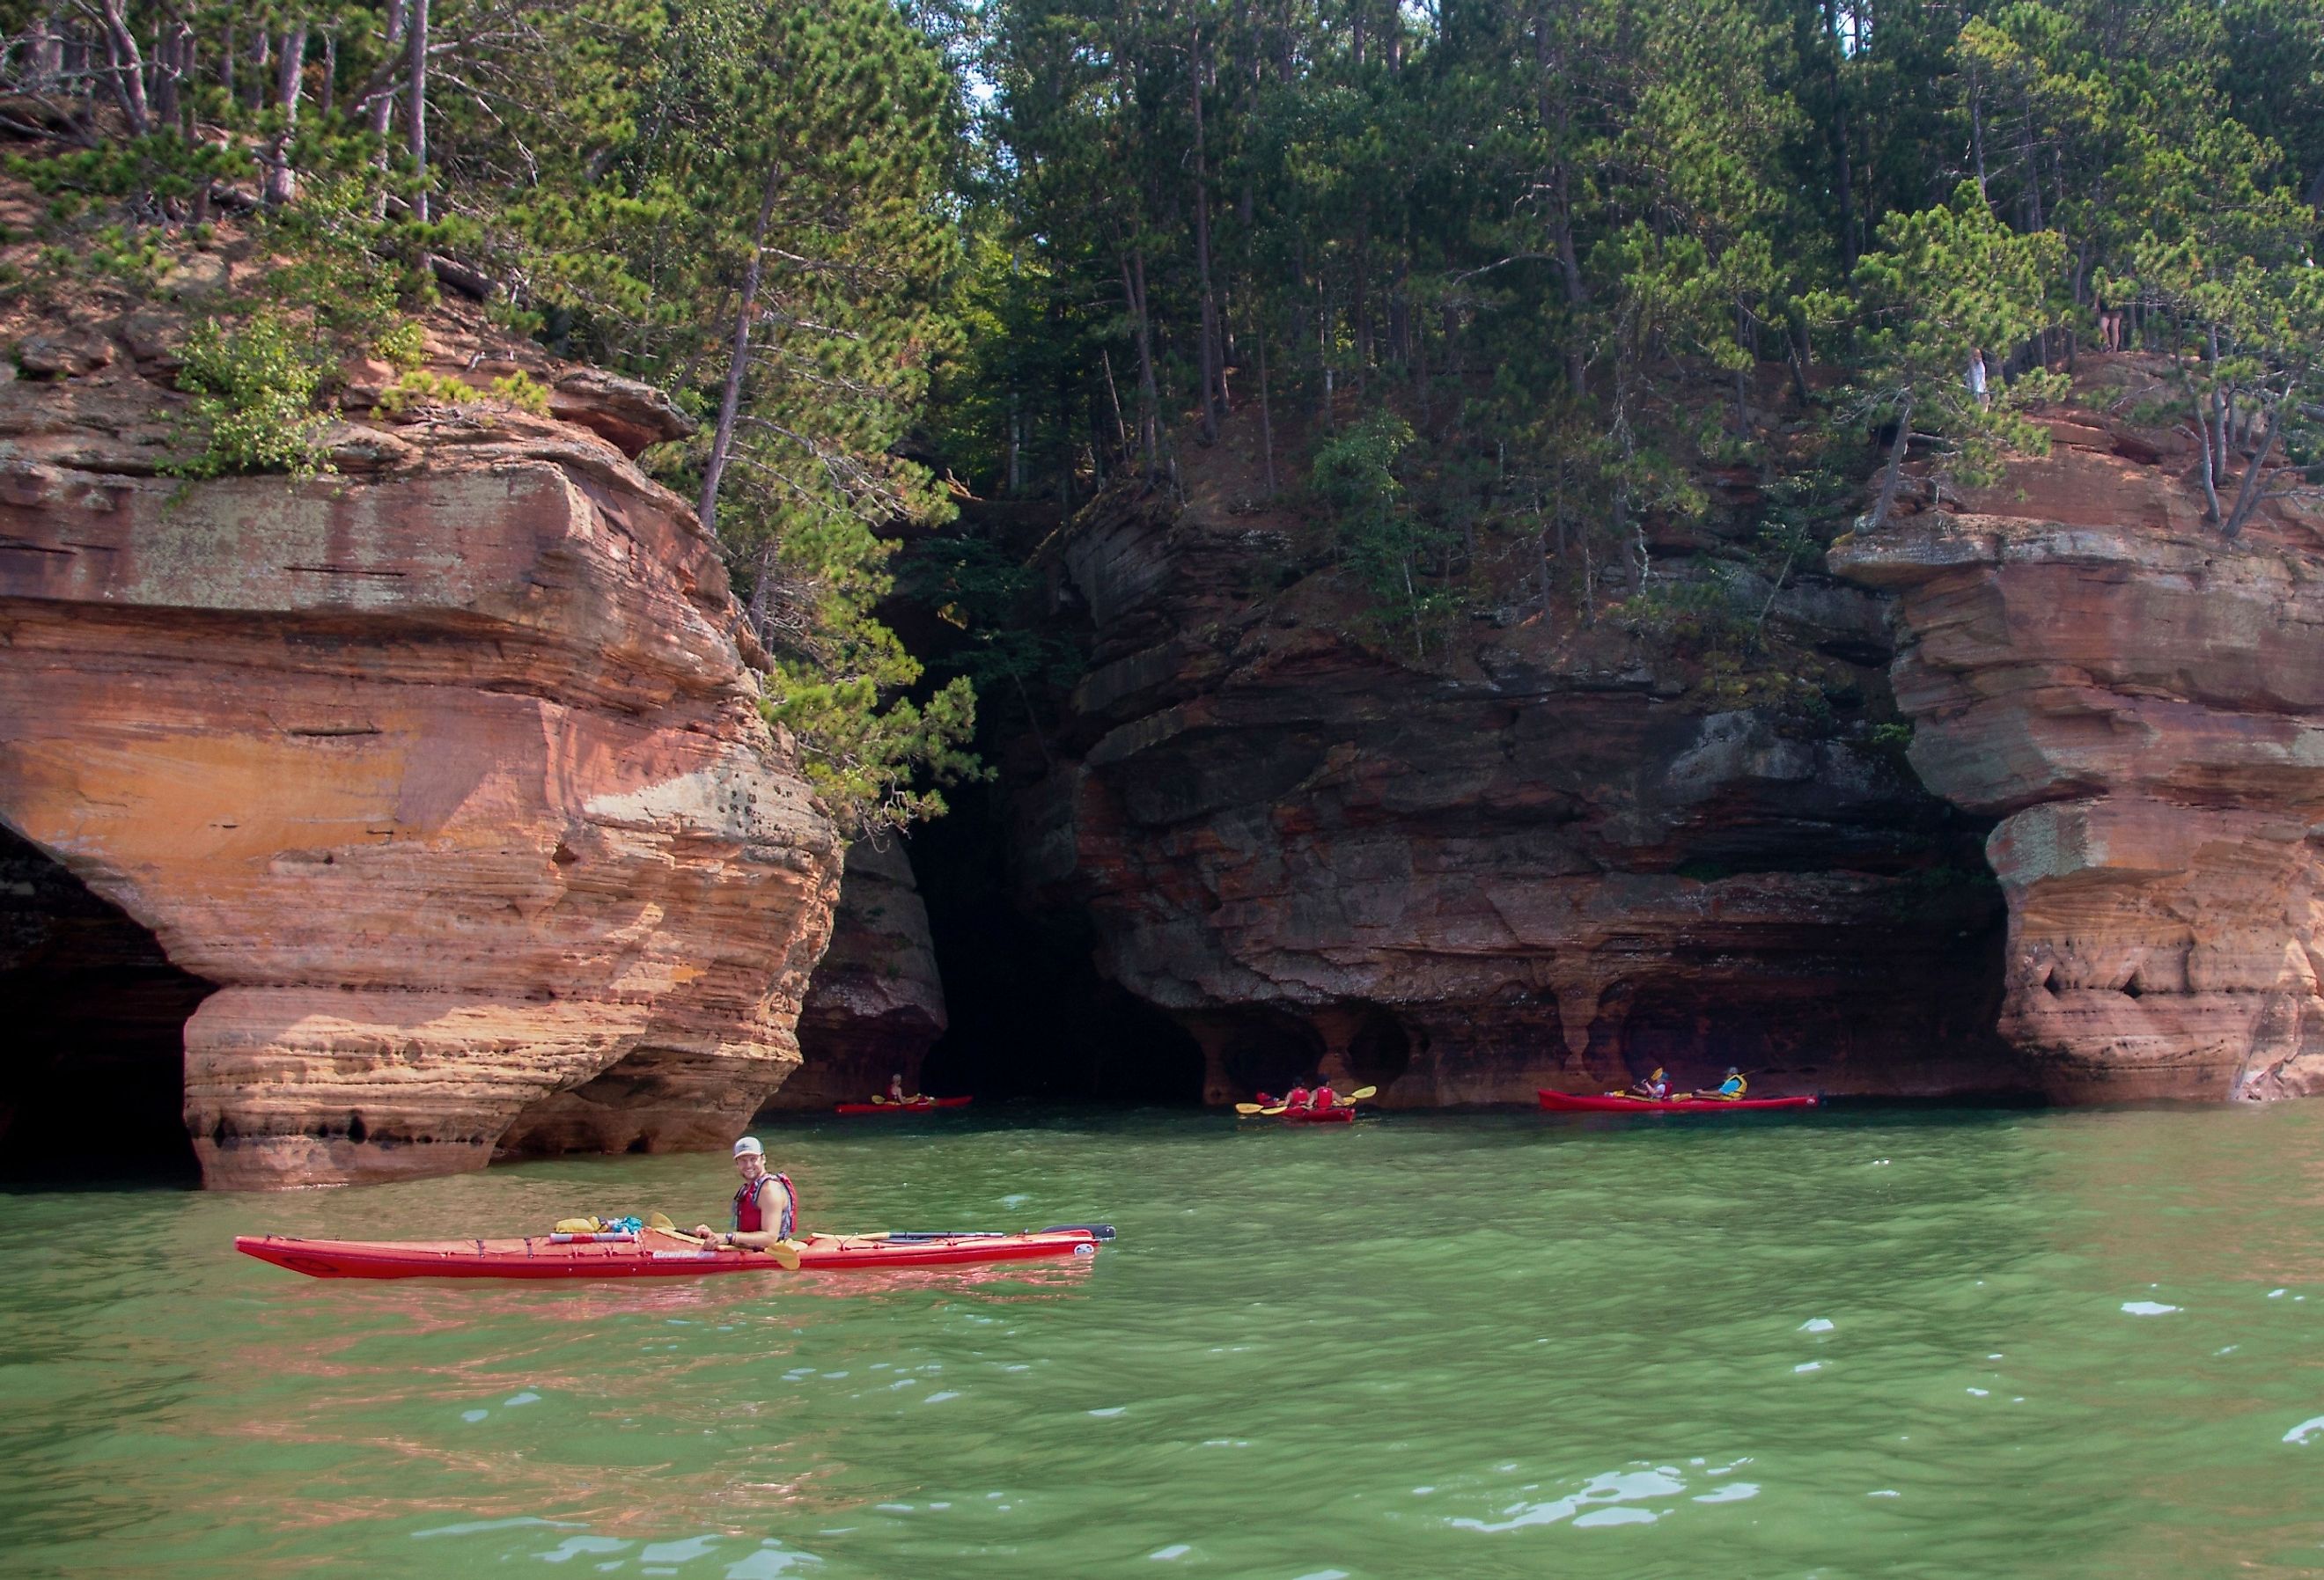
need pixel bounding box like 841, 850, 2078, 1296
913, 778, 1206, 1105
0, 824, 213, 1181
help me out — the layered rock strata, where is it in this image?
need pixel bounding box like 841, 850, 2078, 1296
1831, 410, 2324, 1100
760, 838, 948, 1111
1015, 474, 2017, 1106
0, 331, 840, 1187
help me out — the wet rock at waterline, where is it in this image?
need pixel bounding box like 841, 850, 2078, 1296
761, 837, 949, 1111
0, 330, 841, 1188
1832, 408, 2324, 1102
1008, 444, 2019, 1107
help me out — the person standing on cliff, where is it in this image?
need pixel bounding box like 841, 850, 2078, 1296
692, 1137, 797, 1249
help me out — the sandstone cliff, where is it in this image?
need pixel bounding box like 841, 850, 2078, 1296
0, 283, 842, 1187
1831, 377, 2324, 1101
1011, 426, 2016, 1106
761, 837, 948, 1111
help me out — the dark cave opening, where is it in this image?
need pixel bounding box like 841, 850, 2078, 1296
0, 824, 213, 1182
1198, 1006, 1327, 1099
913, 776, 1205, 1105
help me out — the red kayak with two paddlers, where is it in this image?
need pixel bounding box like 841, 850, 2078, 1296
832, 1095, 974, 1116
236, 1223, 1111, 1280
1238, 1084, 1376, 1123
1537, 1090, 1820, 1113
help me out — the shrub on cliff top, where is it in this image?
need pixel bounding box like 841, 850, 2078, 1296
168, 313, 330, 480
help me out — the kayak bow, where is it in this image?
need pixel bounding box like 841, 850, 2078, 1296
235, 1224, 1107, 1280
1536, 1090, 1820, 1113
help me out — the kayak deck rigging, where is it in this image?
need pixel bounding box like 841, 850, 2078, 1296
1536, 1090, 1820, 1113
236, 1224, 1109, 1280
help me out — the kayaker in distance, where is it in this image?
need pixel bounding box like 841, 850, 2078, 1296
691, 1136, 798, 1250
1695, 1068, 1748, 1100
1629, 1067, 1670, 1100
886, 1072, 908, 1103
1304, 1084, 1342, 1112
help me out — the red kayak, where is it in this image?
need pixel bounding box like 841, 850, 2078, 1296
236, 1224, 1107, 1281
833, 1096, 974, 1116
1273, 1106, 1356, 1124
1537, 1090, 1820, 1113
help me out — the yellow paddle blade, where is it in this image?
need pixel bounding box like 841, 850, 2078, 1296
766, 1239, 803, 1271
1233, 1102, 1267, 1115
1347, 1085, 1378, 1101
1260, 1105, 1288, 1116
645, 1211, 677, 1232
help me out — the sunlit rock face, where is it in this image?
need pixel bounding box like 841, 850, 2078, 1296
1832, 411, 2324, 1101
762, 838, 948, 1111
1014, 471, 2018, 1109
0, 344, 840, 1187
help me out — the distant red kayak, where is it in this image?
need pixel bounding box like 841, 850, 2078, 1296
833, 1096, 974, 1116
236, 1224, 1107, 1280
1273, 1106, 1356, 1124
1537, 1090, 1820, 1113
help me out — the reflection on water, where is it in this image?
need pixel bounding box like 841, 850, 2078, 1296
2, 1102, 2321, 1578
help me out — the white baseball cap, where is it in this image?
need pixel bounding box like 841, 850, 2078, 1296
732, 1136, 763, 1157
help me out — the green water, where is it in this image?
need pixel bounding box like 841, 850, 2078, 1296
4, 1104, 2322, 1579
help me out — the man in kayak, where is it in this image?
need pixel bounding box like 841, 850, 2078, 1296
1628, 1067, 1670, 1100
886, 1072, 908, 1104
1304, 1084, 1342, 1112
1695, 1067, 1748, 1100
691, 1136, 798, 1250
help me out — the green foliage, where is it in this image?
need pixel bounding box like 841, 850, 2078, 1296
487, 371, 552, 415
1810, 186, 2069, 524
904, 532, 1085, 732
1312, 411, 1463, 657
167, 314, 331, 479
766, 671, 982, 834
376, 369, 473, 414
372, 321, 431, 372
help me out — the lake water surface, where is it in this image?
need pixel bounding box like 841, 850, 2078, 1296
4, 1101, 2321, 1577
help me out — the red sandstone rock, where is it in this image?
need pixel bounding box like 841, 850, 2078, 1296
761, 838, 949, 1111
1017, 467, 2015, 1107
1830, 398, 2324, 1101
0, 347, 841, 1187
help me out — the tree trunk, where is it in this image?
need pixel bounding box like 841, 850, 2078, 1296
1256, 327, 1276, 496
2219, 396, 2284, 540
1866, 390, 1914, 533
95, 0, 151, 136
1189, 24, 1224, 442
697, 165, 784, 539
263, 23, 307, 207
152, 14, 184, 132
1122, 252, 1161, 469
368, 0, 405, 140
406, 0, 430, 224
1100, 347, 1129, 456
